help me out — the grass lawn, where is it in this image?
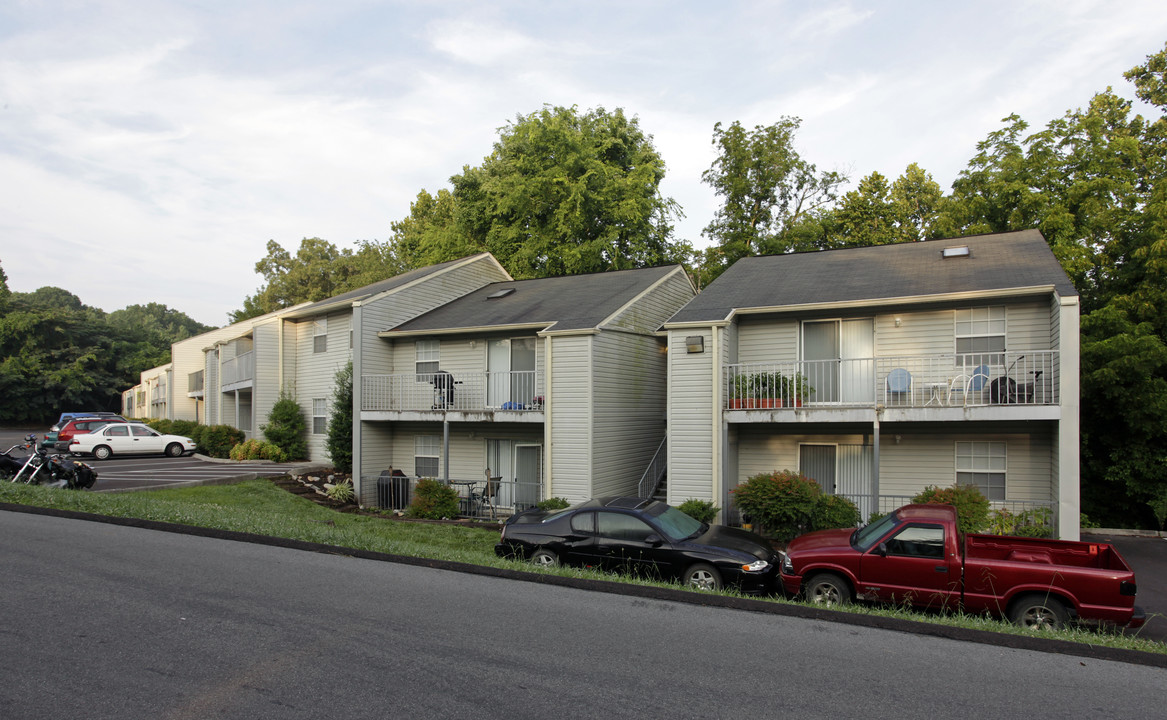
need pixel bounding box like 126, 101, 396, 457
2, 478, 1163, 656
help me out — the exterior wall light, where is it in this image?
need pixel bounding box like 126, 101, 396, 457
686, 335, 705, 353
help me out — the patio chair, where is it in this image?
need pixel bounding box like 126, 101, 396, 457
885, 368, 912, 406
947, 364, 991, 406
471, 467, 502, 519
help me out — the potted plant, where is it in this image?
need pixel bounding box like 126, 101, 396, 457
780, 372, 813, 407
729, 372, 782, 409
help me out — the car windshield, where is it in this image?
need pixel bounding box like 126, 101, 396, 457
853, 512, 899, 552
647, 504, 705, 542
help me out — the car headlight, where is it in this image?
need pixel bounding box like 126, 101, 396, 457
741, 560, 772, 573
781, 552, 793, 574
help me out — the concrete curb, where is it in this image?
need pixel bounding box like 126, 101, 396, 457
1085, 528, 1166, 539
2, 501, 1163, 669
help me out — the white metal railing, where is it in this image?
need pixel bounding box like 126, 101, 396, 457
361, 371, 544, 413
361, 473, 543, 518
724, 352, 1058, 410
835, 494, 1055, 532
637, 437, 668, 499
221, 351, 255, 386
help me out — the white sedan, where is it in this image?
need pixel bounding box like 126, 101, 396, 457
69, 423, 197, 460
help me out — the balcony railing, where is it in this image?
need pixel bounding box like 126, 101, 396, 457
188, 370, 204, 394
724, 352, 1058, 410
362, 371, 544, 413
361, 473, 543, 519
221, 351, 254, 387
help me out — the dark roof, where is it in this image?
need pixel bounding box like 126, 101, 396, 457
668, 230, 1077, 324
386, 265, 681, 334
287, 255, 492, 318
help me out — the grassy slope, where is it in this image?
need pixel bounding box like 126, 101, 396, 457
1, 479, 1162, 656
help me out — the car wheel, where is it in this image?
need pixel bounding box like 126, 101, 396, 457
529, 548, 559, 567
805, 572, 852, 606
683, 563, 722, 591
1009, 594, 1069, 630
165, 442, 184, 458
93, 445, 112, 461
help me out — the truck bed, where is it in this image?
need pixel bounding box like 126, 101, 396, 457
964, 534, 1131, 572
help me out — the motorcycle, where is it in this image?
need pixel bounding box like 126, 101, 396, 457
10, 434, 98, 489
0, 439, 33, 480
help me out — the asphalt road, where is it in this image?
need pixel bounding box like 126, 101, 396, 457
1087, 532, 1167, 644
1, 510, 1164, 720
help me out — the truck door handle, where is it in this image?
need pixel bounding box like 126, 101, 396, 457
934, 566, 948, 573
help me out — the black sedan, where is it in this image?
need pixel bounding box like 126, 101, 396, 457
494, 496, 780, 593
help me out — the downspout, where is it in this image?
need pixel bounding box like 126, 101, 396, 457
544, 335, 552, 500
352, 304, 363, 502
872, 409, 881, 513
713, 327, 722, 513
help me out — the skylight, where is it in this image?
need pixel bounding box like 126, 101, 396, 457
941, 246, 970, 258
487, 288, 515, 299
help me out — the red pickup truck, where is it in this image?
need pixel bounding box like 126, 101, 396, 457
779, 504, 1145, 630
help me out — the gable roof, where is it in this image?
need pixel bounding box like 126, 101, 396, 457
279, 254, 503, 320
668, 230, 1077, 325
383, 265, 684, 335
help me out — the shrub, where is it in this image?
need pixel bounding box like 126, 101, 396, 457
228, 439, 287, 462
811, 494, 860, 530
325, 362, 353, 473
261, 389, 307, 461
536, 497, 571, 511
407, 478, 460, 519
676, 498, 719, 525
194, 424, 246, 458
912, 484, 990, 534
731, 470, 821, 542
325, 478, 355, 503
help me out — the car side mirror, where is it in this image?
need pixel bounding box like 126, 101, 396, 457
876, 542, 889, 557
644, 534, 663, 547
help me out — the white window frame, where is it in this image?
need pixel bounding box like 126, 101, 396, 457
312, 398, 328, 435
955, 441, 1007, 501
415, 435, 440, 478
416, 339, 440, 377
954, 307, 1006, 365
313, 317, 328, 354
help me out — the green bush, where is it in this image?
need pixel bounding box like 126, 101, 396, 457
261, 389, 308, 461
325, 478, 355, 503
193, 424, 246, 458
407, 478, 460, 519
228, 439, 287, 462
731, 470, 821, 542
536, 497, 571, 511
676, 498, 719, 525
912, 484, 990, 534
811, 494, 860, 530
325, 362, 353, 473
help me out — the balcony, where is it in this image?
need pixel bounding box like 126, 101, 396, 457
221, 351, 254, 390
362, 371, 544, 420
188, 370, 205, 397
724, 352, 1059, 417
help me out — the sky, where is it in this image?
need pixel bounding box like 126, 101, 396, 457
2, 1, 1166, 327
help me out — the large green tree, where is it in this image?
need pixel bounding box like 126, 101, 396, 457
700, 117, 847, 282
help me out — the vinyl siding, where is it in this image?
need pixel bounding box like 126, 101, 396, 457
605, 269, 695, 333
252, 320, 281, 439
591, 331, 668, 497
549, 335, 592, 500
293, 311, 352, 462
666, 327, 716, 502
737, 318, 797, 363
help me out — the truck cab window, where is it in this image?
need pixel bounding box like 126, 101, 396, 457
885, 524, 944, 558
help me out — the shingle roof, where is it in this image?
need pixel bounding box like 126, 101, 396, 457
667, 230, 1077, 324
386, 265, 682, 334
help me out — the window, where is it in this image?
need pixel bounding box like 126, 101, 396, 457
955, 307, 1005, 365
956, 441, 1006, 501
597, 512, 656, 542
312, 398, 328, 435
570, 511, 595, 534
131, 425, 158, 437
415, 435, 440, 478
416, 339, 439, 377
107, 425, 129, 437
884, 524, 945, 558
314, 318, 328, 354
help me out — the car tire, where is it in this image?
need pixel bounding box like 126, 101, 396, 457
804, 572, 852, 606
683, 563, 722, 591
165, 443, 184, 458
1009, 594, 1069, 630
529, 548, 559, 567
93, 445, 112, 461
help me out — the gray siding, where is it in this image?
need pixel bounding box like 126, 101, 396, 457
253, 320, 281, 439
549, 335, 592, 500
606, 269, 695, 333
294, 311, 352, 462
666, 327, 716, 503
591, 331, 668, 497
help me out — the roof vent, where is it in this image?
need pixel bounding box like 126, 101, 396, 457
941, 246, 970, 259
487, 288, 515, 299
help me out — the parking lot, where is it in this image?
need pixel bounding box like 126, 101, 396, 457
1, 428, 301, 492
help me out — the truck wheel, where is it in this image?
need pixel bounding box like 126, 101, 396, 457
805, 572, 852, 606
1009, 594, 1069, 630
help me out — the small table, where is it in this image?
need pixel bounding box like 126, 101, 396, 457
449, 480, 478, 516
923, 382, 948, 406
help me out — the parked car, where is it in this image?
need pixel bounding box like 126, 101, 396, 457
779, 503, 1145, 630
69, 422, 197, 460
495, 496, 781, 593
44, 416, 127, 451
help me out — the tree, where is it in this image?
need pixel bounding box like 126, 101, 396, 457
700, 118, 847, 282
233, 238, 363, 322
325, 361, 353, 473
260, 389, 308, 461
